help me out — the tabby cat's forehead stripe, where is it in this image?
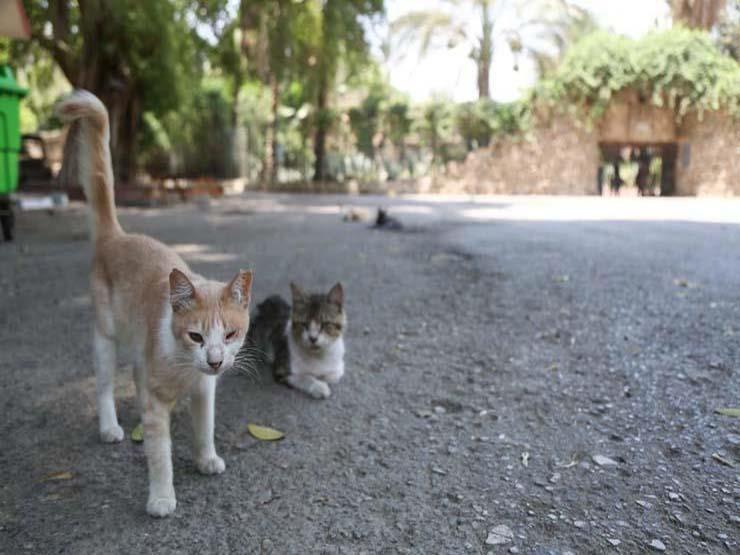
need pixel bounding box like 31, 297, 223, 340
293, 295, 344, 322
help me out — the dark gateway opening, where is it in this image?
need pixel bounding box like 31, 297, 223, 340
597, 142, 678, 197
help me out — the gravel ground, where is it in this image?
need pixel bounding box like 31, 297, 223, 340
0, 194, 738, 554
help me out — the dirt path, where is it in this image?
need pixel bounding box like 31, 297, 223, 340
0, 194, 737, 554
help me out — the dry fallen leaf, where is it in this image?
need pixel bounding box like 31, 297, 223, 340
715, 408, 740, 418
43, 471, 73, 482
247, 423, 285, 441
131, 423, 144, 443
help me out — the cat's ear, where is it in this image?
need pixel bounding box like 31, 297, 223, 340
225, 269, 253, 308
290, 282, 305, 301
169, 269, 197, 312
327, 282, 343, 307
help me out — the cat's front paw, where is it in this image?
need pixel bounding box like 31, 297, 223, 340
307, 380, 331, 399
99, 424, 124, 443
196, 454, 225, 475
147, 495, 177, 518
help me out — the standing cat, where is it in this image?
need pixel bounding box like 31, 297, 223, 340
248, 283, 346, 399
57, 91, 253, 518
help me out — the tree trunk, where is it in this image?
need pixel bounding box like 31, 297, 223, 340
261, 75, 280, 186
313, 74, 329, 182
477, 58, 491, 99
671, 0, 726, 29
477, 2, 493, 99
269, 75, 280, 184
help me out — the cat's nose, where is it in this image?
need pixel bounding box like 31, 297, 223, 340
309, 336, 318, 344
208, 360, 222, 370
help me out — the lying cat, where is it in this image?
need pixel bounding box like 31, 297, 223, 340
248, 283, 345, 399
57, 91, 253, 518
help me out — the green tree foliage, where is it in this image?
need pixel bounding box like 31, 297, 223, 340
537, 28, 740, 121
455, 99, 531, 150
231, 0, 321, 183
386, 101, 412, 152
140, 79, 235, 178
415, 101, 455, 166
312, 0, 384, 181
15, 0, 223, 181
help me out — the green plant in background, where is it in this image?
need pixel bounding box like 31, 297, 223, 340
536, 27, 740, 121
456, 101, 495, 151
455, 99, 532, 151
534, 31, 636, 120
14, 0, 217, 182
139, 78, 236, 179
415, 100, 456, 168
635, 27, 740, 118
311, 0, 384, 181
8, 1, 738, 187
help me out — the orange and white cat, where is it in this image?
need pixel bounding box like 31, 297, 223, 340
57, 91, 253, 517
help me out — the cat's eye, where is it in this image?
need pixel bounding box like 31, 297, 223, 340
225, 330, 237, 341
188, 332, 204, 344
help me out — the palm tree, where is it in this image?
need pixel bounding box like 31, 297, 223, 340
391, 0, 590, 99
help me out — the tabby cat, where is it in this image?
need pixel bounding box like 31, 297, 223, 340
248, 283, 345, 399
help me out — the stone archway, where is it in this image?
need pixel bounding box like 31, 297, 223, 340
595, 90, 681, 196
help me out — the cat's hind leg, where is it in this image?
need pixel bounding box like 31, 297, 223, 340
286, 373, 331, 399
93, 328, 123, 442
92, 273, 123, 443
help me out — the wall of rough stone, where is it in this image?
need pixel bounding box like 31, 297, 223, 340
675, 111, 740, 196
441, 116, 600, 195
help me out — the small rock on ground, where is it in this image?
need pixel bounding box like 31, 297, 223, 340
486, 525, 514, 545
592, 455, 618, 467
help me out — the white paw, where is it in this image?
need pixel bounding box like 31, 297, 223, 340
324, 372, 343, 384
307, 380, 331, 399
147, 495, 177, 518
196, 454, 225, 475
100, 424, 124, 443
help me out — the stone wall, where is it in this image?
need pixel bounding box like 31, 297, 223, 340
599, 89, 677, 143
675, 111, 740, 196
441, 116, 600, 195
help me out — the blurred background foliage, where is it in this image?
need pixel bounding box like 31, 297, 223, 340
2, 0, 738, 187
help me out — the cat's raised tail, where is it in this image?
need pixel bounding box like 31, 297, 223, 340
57, 90, 122, 241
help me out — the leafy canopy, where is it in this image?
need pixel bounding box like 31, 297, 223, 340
536, 27, 740, 120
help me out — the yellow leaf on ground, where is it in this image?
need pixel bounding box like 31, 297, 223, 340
43, 471, 72, 482
131, 423, 144, 443
247, 423, 285, 441
715, 408, 740, 417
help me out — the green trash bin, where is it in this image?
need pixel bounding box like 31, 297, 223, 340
0, 64, 28, 241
